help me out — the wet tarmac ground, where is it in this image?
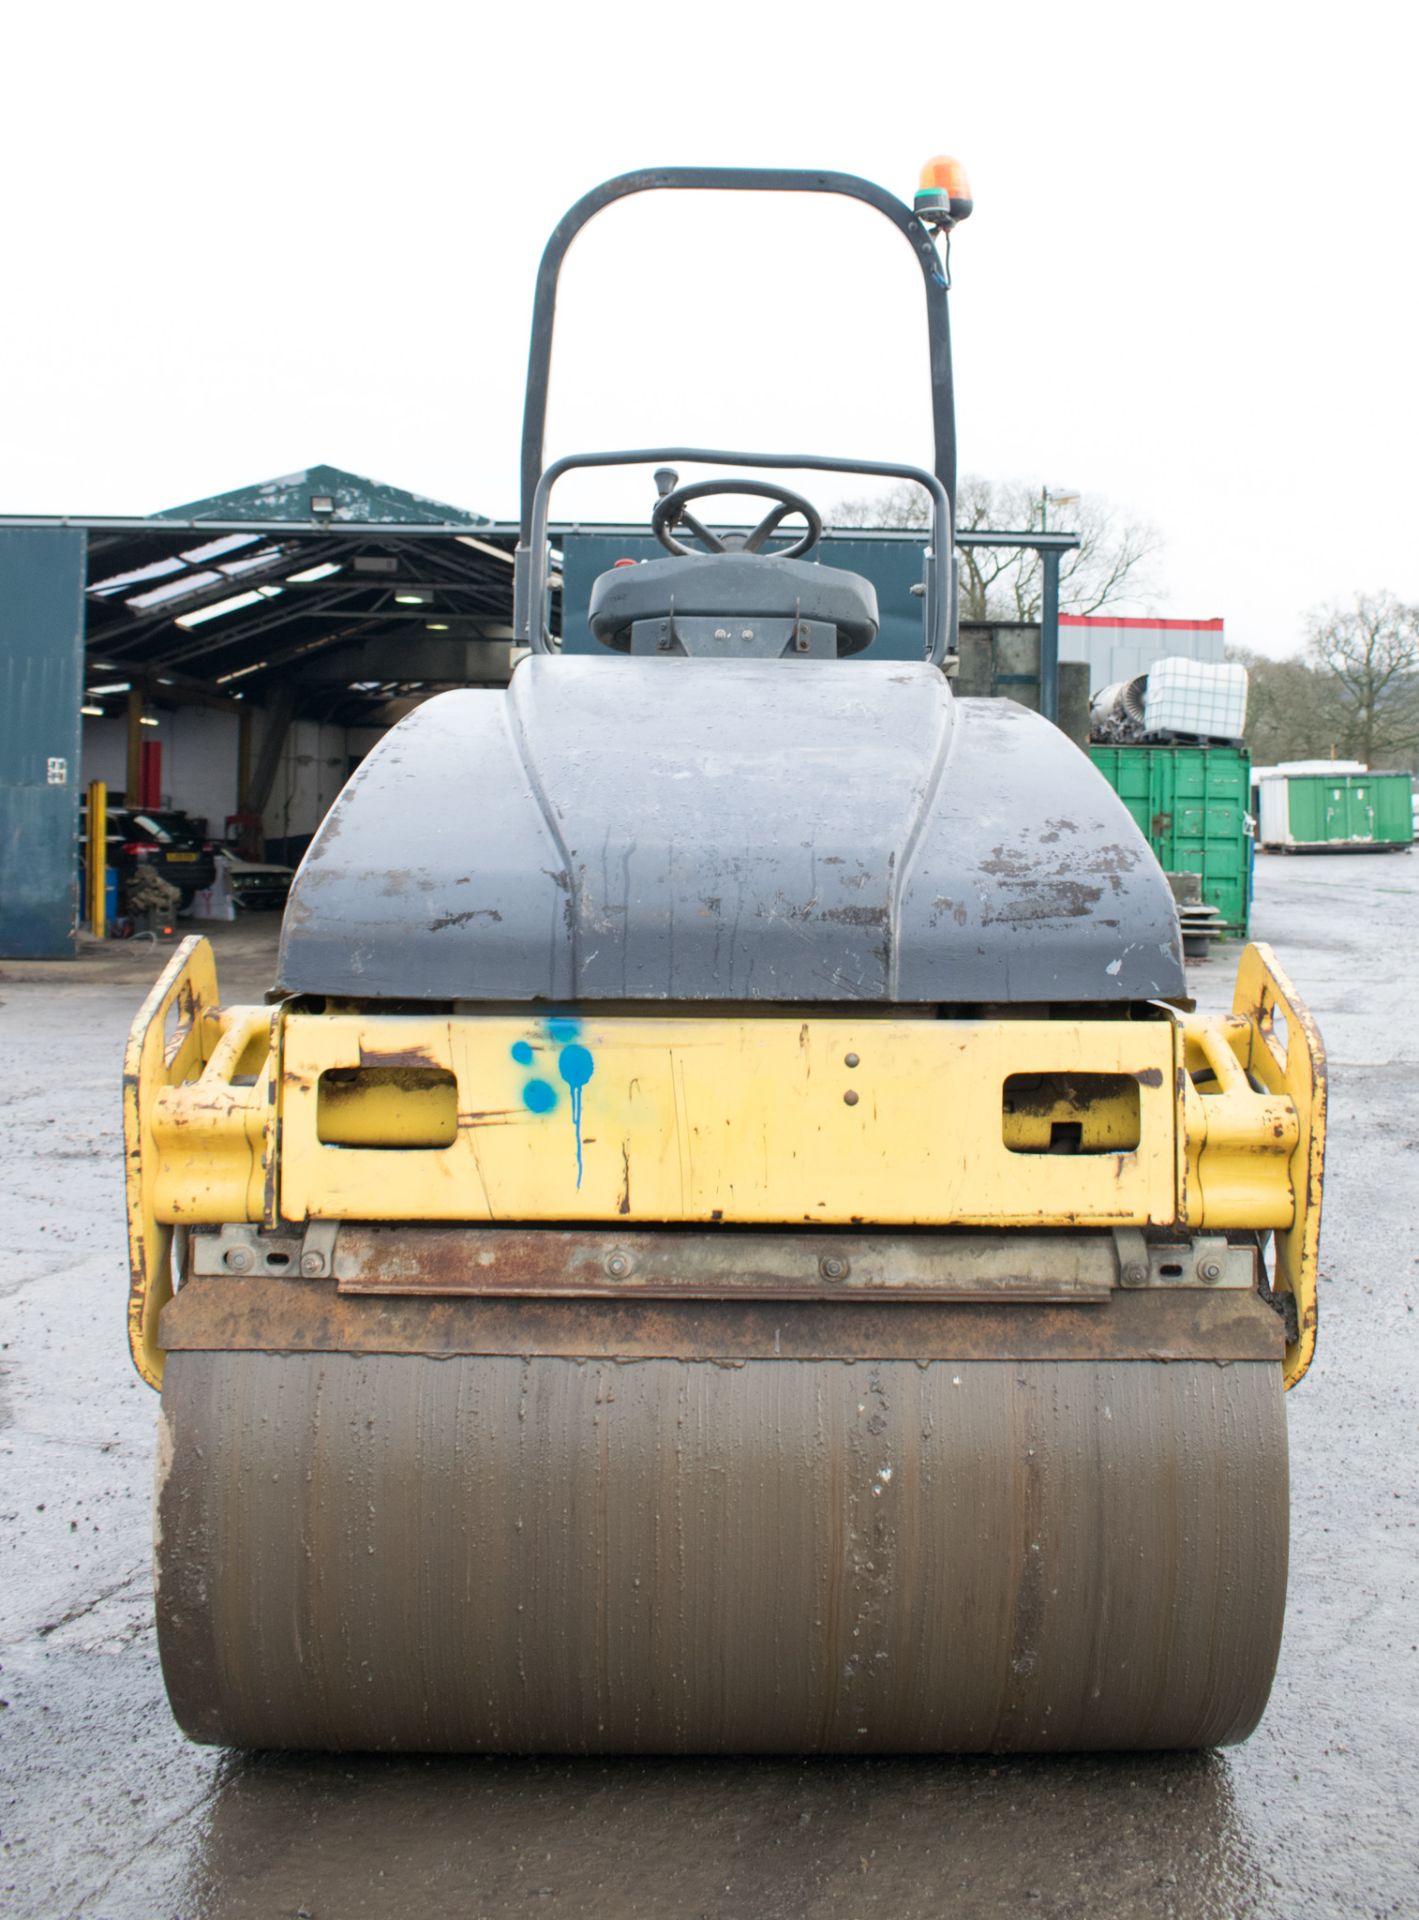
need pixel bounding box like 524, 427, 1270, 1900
1, 858, 1416, 1920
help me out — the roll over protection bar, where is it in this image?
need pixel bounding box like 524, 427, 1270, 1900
514, 168, 960, 663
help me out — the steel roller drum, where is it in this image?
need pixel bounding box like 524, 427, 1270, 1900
155, 1337, 1287, 1753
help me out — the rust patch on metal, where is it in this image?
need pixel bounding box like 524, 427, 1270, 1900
161, 1272, 1284, 1364
329, 1225, 1125, 1304
618, 1142, 632, 1215
329, 1063, 449, 1091
356, 1043, 441, 1070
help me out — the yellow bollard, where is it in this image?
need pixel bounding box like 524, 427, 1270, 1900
87, 780, 107, 938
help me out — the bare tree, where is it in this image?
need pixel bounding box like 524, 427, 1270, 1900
830, 476, 1163, 622
1306, 592, 1419, 769
1228, 646, 1346, 765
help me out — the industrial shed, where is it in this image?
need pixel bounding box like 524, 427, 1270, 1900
0, 465, 520, 955
0, 463, 1079, 959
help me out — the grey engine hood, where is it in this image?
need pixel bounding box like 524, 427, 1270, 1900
277, 656, 1184, 1003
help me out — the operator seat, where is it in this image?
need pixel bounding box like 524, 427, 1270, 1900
587, 551, 880, 659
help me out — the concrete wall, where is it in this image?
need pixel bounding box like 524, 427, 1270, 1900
169, 708, 240, 832
81, 706, 240, 834
81, 706, 350, 852
956, 623, 1092, 748
260, 717, 350, 860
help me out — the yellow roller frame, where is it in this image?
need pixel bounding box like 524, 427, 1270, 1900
123, 937, 1325, 1389
1230, 943, 1327, 1387
122, 937, 278, 1387
277, 1007, 1180, 1229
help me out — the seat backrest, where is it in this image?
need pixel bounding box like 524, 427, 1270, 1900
586, 551, 880, 658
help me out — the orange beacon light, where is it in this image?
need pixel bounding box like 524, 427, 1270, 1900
914, 155, 973, 230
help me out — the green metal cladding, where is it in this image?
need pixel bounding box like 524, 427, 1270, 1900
1090, 743, 1251, 936
1282, 772, 1412, 849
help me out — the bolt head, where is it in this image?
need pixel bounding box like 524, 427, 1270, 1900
605, 1252, 631, 1279
1199, 1259, 1223, 1284
225, 1246, 254, 1274
1122, 1262, 1148, 1287
820, 1254, 849, 1282
844, 1052, 860, 1069
843, 1089, 860, 1107
300, 1252, 325, 1278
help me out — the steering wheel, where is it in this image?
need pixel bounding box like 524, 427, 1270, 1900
651, 478, 823, 560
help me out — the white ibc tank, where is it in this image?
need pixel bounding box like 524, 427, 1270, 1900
1143, 657, 1248, 741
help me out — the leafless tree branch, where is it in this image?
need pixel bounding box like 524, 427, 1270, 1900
831, 475, 1164, 623
1304, 592, 1419, 767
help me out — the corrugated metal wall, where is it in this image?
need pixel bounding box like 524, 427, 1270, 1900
0, 529, 87, 956
1058, 617, 1226, 692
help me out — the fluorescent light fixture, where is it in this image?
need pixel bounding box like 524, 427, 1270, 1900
215, 660, 269, 684
130, 569, 224, 610
180, 533, 260, 565
157, 676, 175, 685
455, 534, 515, 565
175, 589, 265, 629
139, 715, 160, 728
80, 704, 104, 717
88, 680, 131, 695
395, 591, 430, 606
426, 622, 449, 631
89, 660, 115, 669
286, 561, 342, 584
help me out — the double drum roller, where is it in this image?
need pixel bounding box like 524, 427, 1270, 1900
125, 161, 1325, 1754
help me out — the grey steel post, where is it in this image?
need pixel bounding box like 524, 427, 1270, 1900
1040, 546, 1061, 724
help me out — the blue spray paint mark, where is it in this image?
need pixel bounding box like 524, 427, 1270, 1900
546, 1016, 582, 1044
510, 1039, 535, 1066
558, 1043, 595, 1185
522, 1078, 557, 1114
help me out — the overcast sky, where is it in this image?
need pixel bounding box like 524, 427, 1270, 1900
1, 1, 1413, 657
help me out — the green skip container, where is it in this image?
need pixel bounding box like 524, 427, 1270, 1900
1089, 744, 1251, 936
1256, 769, 1414, 852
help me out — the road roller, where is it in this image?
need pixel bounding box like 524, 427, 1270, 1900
123, 163, 1326, 1754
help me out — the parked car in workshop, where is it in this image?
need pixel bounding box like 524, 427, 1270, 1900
88, 807, 217, 912
219, 850, 295, 912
